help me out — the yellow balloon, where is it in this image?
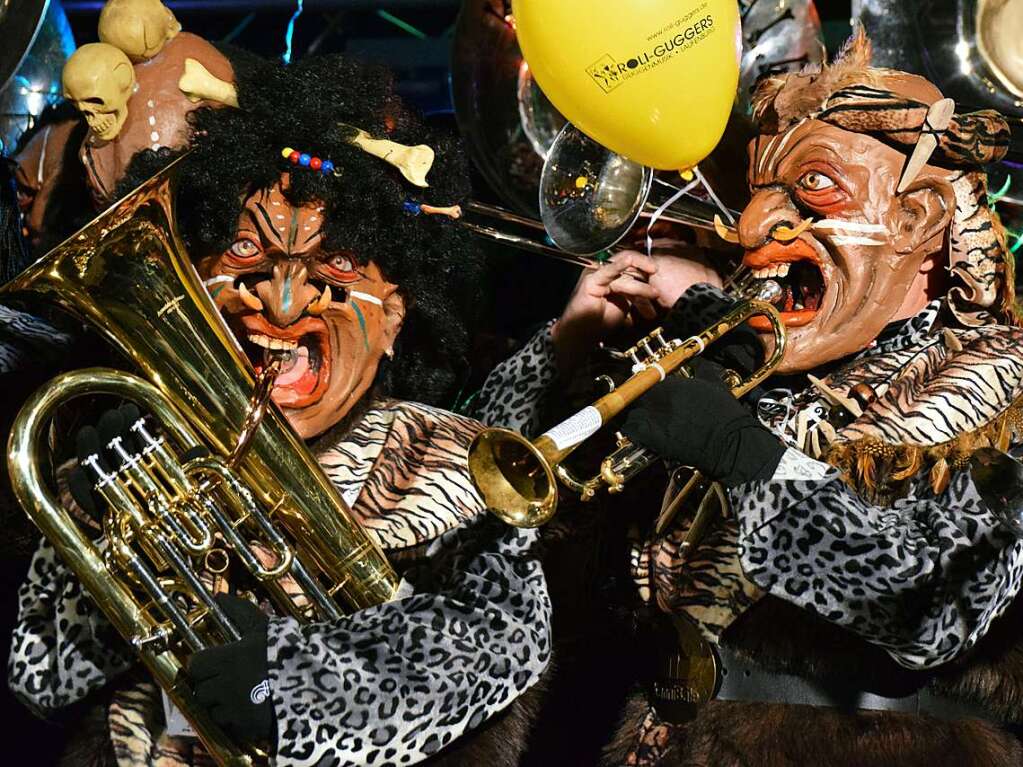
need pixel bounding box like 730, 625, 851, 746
514, 0, 741, 171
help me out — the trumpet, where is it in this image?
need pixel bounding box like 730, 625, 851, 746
3, 159, 399, 766
467, 298, 787, 528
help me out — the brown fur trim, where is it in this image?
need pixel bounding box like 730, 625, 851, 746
823, 393, 1023, 497
57, 702, 118, 767
602, 692, 1023, 767
602, 691, 657, 767
933, 597, 1023, 723
752, 26, 886, 131
423, 666, 551, 767
724, 596, 1023, 722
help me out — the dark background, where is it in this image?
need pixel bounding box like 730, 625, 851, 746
4, 1, 854, 762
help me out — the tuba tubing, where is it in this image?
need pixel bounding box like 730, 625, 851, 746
9, 369, 254, 767
3, 158, 400, 765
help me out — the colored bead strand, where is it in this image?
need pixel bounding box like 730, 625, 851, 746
281, 146, 340, 177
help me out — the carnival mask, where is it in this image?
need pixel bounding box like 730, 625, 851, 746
198, 180, 405, 439
62, 43, 136, 142
739, 119, 954, 373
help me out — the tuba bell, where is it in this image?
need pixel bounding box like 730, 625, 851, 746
2, 158, 399, 767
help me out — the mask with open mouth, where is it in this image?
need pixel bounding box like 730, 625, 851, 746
739, 115, 956, 374
197, 178, 405, 439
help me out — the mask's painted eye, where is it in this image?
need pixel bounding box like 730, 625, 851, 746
798, 171, 836, 192
229, 239, 261, 260
321, 253, 360, 283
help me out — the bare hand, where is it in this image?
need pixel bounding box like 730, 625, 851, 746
550, 242, 725, 376
551, 252, 660, 375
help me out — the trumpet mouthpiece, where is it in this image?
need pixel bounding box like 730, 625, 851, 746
751, 279, 783, 304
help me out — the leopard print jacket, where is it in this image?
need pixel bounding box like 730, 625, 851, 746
7, 400, 552, 766
473, 286, 1023, 671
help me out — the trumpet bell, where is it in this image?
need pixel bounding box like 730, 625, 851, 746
468, 428, 558, 528
540, 123, 652, 255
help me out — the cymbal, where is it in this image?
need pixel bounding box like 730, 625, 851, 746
0, 0, 48, 94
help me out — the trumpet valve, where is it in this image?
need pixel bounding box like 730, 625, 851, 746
601, 457, 626, 494
721, 369, 743, 390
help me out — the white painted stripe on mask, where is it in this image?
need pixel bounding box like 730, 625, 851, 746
813, 219, 889, 234
829, 235, 886, 246
349, 290, 383, 306
757, 134, 778, 175
759, 119, 805, 176
203, 275, 236, 287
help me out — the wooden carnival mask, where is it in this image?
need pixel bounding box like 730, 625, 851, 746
198, 178, 405, 440
735, 30, 1011, 374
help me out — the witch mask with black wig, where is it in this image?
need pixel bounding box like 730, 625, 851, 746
119, 54, 480, 440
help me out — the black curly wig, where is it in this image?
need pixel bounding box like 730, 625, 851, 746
118, 53, 482, 409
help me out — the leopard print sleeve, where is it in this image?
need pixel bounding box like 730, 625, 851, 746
731, 465, 1023, 670
470, 321, 557, 436
7, 539, 134, 717
266, 514, 552, 766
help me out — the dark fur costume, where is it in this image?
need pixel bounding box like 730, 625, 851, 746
117, 53, 483, 410
602, 596, 1023, 766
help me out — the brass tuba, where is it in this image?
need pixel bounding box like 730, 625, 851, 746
2, 159, 399, 766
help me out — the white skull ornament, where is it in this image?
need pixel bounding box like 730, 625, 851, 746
62, 43, 136, 142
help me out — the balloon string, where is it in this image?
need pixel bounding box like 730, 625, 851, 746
646, 176, 701, 257
694, 166, 734, 225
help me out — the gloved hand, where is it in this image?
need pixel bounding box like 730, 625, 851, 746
188, 594, 274, 747
68, 403, 208, 519
68, 402, 144, 518
620, 375, 786, 488
661, 287, 763, 378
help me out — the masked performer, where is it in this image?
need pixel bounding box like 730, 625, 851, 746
476, 30, 1023, 765
7, 54, 551, 767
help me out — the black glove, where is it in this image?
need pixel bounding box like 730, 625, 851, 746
187, 594, 275, 747
68, 403, 144, 518
662, 287, 763, 378
621, 376, 786, 488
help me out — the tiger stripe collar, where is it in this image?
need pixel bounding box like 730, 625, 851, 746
313, 400, 488, 550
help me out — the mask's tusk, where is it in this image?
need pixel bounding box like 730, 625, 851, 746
307, 285, 332, 316
772, 218, 814, 242
348, 128, 435, 187
179, 58, 239, 107
896, 98, 955, 193
713, 214, 740, 243
238, 282, 263, 312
